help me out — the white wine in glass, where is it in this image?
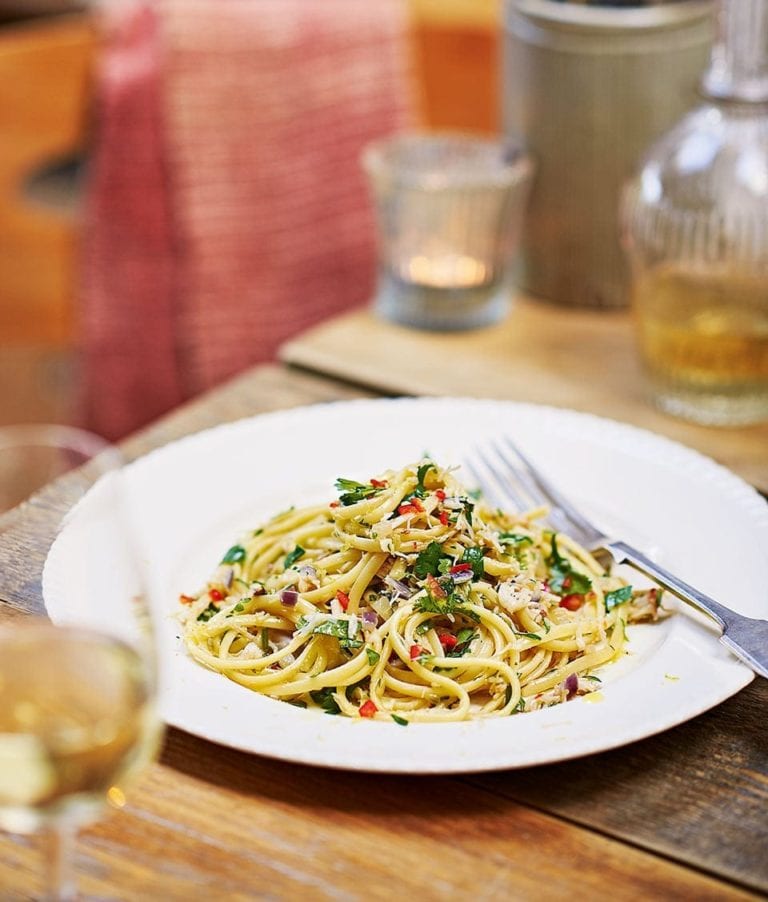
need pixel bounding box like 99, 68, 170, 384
0, 426, 163, 900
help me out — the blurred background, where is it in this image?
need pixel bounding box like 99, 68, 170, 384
0, 0, 499, 434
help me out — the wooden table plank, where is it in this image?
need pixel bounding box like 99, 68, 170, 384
0, 362, 765, 899
0, 723, 759, 901
280, 301, 768, 494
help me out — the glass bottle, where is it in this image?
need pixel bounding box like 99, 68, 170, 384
622, 0, 768, 426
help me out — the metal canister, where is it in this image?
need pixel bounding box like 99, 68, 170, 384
503, 0, 714, 307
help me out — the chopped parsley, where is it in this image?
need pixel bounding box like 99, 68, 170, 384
196, 603, 218, 622
366, 647, 381, 666
310, 687, 341, 715
414, 588, 479, 622
334, 477, 385, 506
391, 714, 409, 726
415, 462, 436, 496
498, 532, 533, 548
283, 545, 306, 568
547, 534, 592, 596
221, 544, 246, 564
605, 585, 633, 611
460, 546, 485, 580
306, 617, 363, 649
413, 541, 447, 578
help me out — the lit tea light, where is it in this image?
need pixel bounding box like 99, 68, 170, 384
400, 254, 491, 288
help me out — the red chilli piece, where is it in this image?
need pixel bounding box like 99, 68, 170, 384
359, 700, 377, 718
336, 590, 350, 612
208, 588, 224, 602
449, 563, 473, 575
435, 489, 446, 501
179, 594, 196, 605
329, 500, 340, 508
559, 594, 585, 611
370, 478, 388, 488
410, 645, 428, 660
438, 510, 450, 526
438, 632, 458, 651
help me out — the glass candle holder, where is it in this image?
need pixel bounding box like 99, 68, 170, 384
363, 133, 534, 331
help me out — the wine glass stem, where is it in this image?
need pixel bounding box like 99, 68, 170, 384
46, 823, 77, 900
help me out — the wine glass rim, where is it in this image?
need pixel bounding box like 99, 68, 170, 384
0, 425, 114, 459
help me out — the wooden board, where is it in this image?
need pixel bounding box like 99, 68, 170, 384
0, 364, 765, 899
280, 300, 768, 494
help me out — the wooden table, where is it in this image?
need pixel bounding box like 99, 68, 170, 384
1, 350, 766, 899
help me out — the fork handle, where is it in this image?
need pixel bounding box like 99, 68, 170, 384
606, 540, 735, 630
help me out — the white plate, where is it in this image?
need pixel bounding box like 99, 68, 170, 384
43, 399, 768, 773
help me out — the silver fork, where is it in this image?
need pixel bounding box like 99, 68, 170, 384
467, 435, 768, 680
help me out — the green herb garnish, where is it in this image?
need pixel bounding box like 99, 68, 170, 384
548, 534, 592, 595
334, 477, 385, 506
391, 714, 409, 726
196, 603, 218, 622
366, 648, 381, 666
498, 532, 533, 548
413, 541, 446, 578
605, 585, 633, 611
221, 544, 246, 564
310, 688, 341, 715
310, 617, 363, 649
460, 546, 485, 580
414, 462, 436, 497
283, 545, 306, 568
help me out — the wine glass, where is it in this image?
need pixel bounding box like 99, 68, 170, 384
0, 425, 163, 900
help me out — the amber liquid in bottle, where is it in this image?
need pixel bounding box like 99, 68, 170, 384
635, 265, 768, 423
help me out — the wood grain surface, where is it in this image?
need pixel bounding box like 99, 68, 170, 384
0, 364, 765, 900
280, 300, 768, 494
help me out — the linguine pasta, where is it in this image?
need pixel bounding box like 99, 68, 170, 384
179, 461, 662, 723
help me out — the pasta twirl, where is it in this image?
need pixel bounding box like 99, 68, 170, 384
179, 461, 663, 723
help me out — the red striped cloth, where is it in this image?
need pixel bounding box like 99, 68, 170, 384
80, 0, 413, 438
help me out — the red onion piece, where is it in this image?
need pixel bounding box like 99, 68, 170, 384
564, 673, 578, 700
384, 575, 411, 598
280, 589, 299, 607
451, 570, 473, 585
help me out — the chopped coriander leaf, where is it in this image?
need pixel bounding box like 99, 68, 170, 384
498, 532, 533, 548
391, 714, 409, 726
514, 697, 526, 712
366, 648, 381, 666
437, 558, 452, 576
462, 498, 475, 525
415, 620, 432, 635
414, 541, 446, 578
414, 462, 436, 497
232, 601, 246, 613
311, 617, 363, 649
547, 534, 592, 595
310, 687, 341, 715
221, 544, 246, 564
283, 545, 306, 568
605, 585, 633, 611
196, 603, 218, 622
504, 684, 513, 706
460, 546, 485, 580
334, 477, 384, 506
414, 590, 479, 622
513, 629, 541, 641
